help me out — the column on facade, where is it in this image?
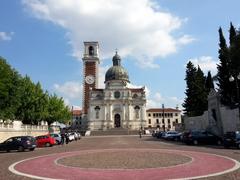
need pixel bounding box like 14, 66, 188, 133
109, 104, 112, 128
141, 104, 146, 128
128, 103, 132, 129
122, 103, 125, 128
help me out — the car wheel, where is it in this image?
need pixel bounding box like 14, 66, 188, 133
193, 140, 198, 145
217, 140, 222, 145
45, 142, 51, 147
18, 146, 24, 152
223, 144, 229, 148
237, 144, 240, 149
56, 140, 60, 145
29, 148, 35, 151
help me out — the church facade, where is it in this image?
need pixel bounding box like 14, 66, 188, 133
82, 42, 147, 130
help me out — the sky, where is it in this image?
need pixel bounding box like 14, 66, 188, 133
0, 0, 240, 110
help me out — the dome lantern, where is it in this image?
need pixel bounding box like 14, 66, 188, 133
105, 52, 130, 83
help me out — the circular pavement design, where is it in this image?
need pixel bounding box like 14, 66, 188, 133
9, 148, 240, 180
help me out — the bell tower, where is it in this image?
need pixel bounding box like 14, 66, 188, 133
82, 42, 99, 115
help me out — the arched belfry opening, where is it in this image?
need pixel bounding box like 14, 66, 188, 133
89, 46, 94, 56
114, 114, 121, 128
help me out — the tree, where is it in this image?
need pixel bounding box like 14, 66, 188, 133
229, 22, 237, 46
205, 71, 214, 94
0, 57, 22, 120
194, 66, 208, 115
182, 61, 197, 116
217, 27, 233, 106
16, 76, 37, 124
45, 94, 70, 125
0, 56, 71, 125
183, 62, 208, 116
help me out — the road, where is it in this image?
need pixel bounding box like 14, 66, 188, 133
0, 135, 240, 180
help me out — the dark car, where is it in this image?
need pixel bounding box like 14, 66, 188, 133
163, 131, 182, 141
156, 131, 165, 139
182, 130, 222, 145
223, 131, 240, 149
0, 136, 36, 152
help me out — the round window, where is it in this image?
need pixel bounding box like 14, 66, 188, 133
114, 91, 120, 98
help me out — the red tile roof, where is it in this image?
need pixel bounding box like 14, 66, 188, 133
72, 110, 82, 116
147, 108, 181, 113
129, 88, 144, 93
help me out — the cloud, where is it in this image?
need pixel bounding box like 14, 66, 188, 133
53, 81, 82, 106
147, 91, 183, 110
98, 65, 110, 88
0, 32, 14, 41
22, 0, 193, 68
126, 84, 182, 109
189, 56, 218, 75
178, 35, 196, 45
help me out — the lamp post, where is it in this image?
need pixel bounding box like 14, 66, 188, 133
229, 73, 240, 129
162, 104, 165, 132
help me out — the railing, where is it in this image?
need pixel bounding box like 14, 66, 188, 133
0, 123, 59, 132
0, 123, 13, 129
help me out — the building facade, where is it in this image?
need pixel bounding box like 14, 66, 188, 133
71, 109, 82, 129
146, 108, 182, 131
82, 42, 147, 130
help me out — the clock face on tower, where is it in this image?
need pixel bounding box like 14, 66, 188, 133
85, 75, 95, 84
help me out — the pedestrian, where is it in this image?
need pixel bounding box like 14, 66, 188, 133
139, 128, 142, 138
60, 133, 65, 145
65, 133, 69, 144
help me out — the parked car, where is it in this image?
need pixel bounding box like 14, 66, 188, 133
35, 135, 56, 147
155, 131, 165, 139
182, 130, 222, 145
73, 132, 81, 140
0, 136, 36, 152
223, 131, 240, 149
67, 133, 75, 142
163, 131, 182, 141
50, 133, 62, 145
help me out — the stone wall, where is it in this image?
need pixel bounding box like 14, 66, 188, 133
0, 121, 60, 142
0, 130, 49, 142
220, 107, 240, 133
183, 89, 240, 136
184, 111, 209, 131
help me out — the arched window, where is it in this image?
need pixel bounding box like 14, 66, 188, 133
89, 46, 94, 56
95, 106, 100, 119
134, 106, 140, 119
133, 94, 138, 98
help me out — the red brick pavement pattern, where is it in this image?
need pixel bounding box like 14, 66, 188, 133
11, 148, 238, 180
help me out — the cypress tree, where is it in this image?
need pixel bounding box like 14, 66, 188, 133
205, 71, 214, 94
217, 27, 232, 106
229, 31, 240, 105
182, 61, 197, 116
229, 22, 237, 46
194, 66, 208, 115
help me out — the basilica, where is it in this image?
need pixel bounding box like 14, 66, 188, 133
82, 42, 147, 130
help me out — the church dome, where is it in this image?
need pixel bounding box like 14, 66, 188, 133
105, 52, 130, 83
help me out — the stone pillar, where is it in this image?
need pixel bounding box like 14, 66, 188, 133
141, 105, 146, 128
122, 104, 125, 127
109, 104, 113, 128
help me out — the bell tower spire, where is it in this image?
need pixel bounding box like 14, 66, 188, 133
82, 42, 100, 115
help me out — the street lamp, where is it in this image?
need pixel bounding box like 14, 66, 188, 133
229, 73, 240, 105
229, 73, 240, 129
162, 104, 165, 132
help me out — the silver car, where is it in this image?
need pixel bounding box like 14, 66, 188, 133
50, 133, 62, 145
